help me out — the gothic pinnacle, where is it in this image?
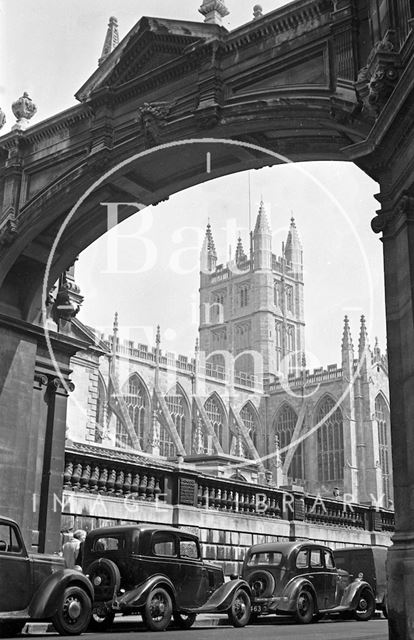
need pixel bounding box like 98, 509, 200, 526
113, 311, 119, 334
99, 16, 120, 66
358, 314, 369, 355
341, 315, 354, 350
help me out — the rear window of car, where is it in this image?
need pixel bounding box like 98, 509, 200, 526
179, 539, 200, 560
152, 532, 177, 557
247, 551, 283, 566
92, 535, 126, 552
0, 523, 22, 553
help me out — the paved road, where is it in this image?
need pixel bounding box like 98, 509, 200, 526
25, 616, 388, 640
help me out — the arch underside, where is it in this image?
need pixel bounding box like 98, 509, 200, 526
0, 99, 368, 322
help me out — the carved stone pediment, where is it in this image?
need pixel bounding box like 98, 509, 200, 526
76, 17, 219, 102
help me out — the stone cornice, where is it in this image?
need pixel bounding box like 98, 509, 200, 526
0, 104, 92, 150
225, 0, 331, 52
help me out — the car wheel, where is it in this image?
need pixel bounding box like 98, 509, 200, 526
227, 589, 251, 628
0, 621, 25, 638
173, 612, 197, 629
247, 570, 275, 598
142, 587, 172, 631
353, 588, 375, 622
51, 586, 92, 636
294, 589, 314, 624
85, 558, 121, 601
88, 607, 116, 632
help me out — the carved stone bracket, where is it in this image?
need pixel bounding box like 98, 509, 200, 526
355, 33, 401, 117
372, 195, 414, 235
137, 101, 175, 148
0, 207, 18, 247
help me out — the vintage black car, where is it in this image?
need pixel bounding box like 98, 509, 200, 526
82, 524, 251, 631
0, 516, 93, 637
333, 546, 388, 617
242, 541, 376, 624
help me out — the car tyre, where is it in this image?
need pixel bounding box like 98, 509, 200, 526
172, 612, 197, 629
227, 589, 251, 628
142, 587, 172, 631
353, 588, 375, 622
85, 558, 121, 601
0, 621, 25, 638
294, 589, 314, 624
247, 570, 275, 598
88, 607, 116, 632
51, 586, 92, 636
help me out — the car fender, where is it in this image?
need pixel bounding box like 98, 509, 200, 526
29, 569, 93, 619
340, 579, 374, 609
278, 577, 317, 611
115, 574, 176, 609
197, 579, 251, 613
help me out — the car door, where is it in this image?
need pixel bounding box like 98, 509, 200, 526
322, 548, 340, 608
176, 536, 207, 609
308, 549, 327, 610
0, 522, 31, 611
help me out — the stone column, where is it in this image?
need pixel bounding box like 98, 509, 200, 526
372, 193, 414, 639
0, 313, 87, 552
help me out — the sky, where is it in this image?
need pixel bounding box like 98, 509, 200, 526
0, 0, 386, 369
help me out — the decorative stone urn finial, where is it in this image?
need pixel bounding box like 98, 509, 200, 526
253, 4, 263, 20
11, 92, 37, 131
0, 107, 5, 130
199, 0, 229, 25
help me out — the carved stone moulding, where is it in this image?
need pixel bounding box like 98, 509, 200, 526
354, 33, 400, 117
137, 101, 174, 149
11, 92, 37, 131
371, 195, 414, 235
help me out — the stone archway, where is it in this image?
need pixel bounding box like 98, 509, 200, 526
1, 2, 414, 637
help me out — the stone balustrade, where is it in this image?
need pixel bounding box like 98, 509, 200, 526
63, 444, 395, 534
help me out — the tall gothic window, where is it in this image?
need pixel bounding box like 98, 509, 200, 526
316, 396, 344, 482
205, 394, 225, 447
95, 377, 105, 444
116, 375, 147, 449
275, 321, 282, 371
286, 325, 295, 352
274, 404, 304, 482
286, 285, 293, 312
375, 394, 391, 506
240, 402, 257, 456
163, 386, 187, 456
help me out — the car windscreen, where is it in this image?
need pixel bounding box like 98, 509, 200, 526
247, 551, 283, 566
91, 535, 126, 552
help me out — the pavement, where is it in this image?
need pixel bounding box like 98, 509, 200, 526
22, 611, 386, 635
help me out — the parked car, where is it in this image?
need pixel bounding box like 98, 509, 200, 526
82, 524, 251, 631
0, 516, 93, 637
333, 546, 388, 617
242, 541, 376, 624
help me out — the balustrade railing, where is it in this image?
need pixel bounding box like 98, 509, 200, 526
63, 446, 395, 534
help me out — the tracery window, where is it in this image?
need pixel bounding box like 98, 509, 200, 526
316, 396, 344, 482
116, 375, 147, 449
375, 394, 391, 506
164, 387, 186, 455
274, 404, 304, 482
239, 285, 249, 307
95, 377, 105, 444
286, 285, 293, 312
205, 395, 225, 447
241, 402, 257, 452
